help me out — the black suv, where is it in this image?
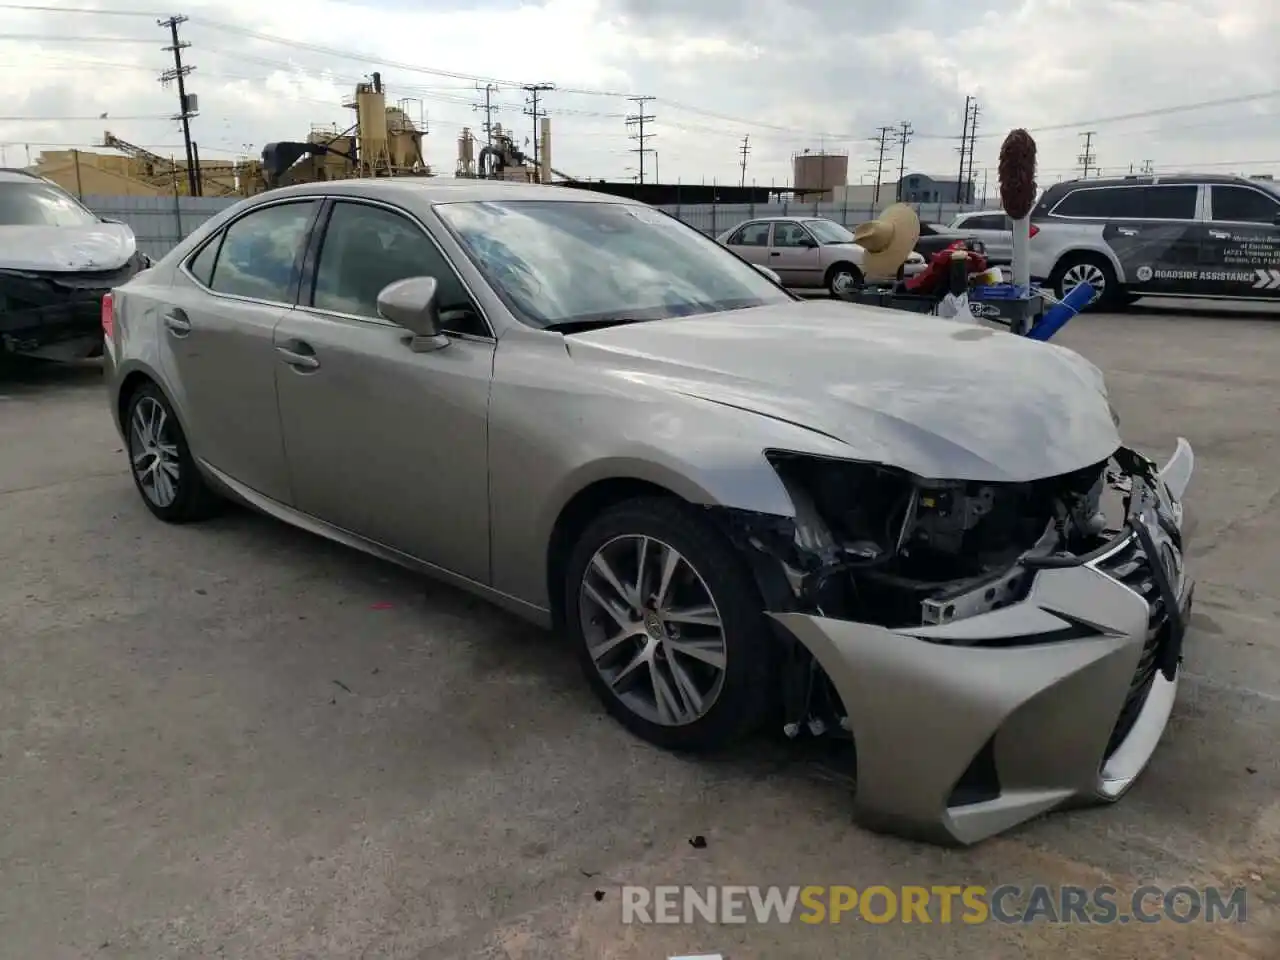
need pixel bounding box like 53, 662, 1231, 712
1028, 173, 1280, 307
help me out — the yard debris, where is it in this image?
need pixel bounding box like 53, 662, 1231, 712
333, 679, 354, 695
688, 835, 707, 849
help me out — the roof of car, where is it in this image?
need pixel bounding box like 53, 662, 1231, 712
258, 176, 648, 206
1047, 173, 1267, 190
0, 167, 47, 184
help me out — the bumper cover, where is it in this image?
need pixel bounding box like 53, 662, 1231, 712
0, 258, 143, 356
770, 439, 1195, 846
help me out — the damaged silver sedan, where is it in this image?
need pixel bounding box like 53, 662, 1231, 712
103, 179, 1193, 846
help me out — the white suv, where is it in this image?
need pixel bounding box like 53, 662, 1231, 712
1028, 173, 1280, 309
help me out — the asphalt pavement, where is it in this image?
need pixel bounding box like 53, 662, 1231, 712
1, 298, 1278, 959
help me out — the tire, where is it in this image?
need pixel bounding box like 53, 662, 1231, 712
124, 381, 221, 523
1050, 252, 1119, 311
563, 496, 776, 752
825, 262, 864, 298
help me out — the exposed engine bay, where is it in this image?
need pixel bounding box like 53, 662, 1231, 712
716, 448, 1158, 740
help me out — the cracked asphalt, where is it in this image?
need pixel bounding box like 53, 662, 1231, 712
1, 299, 1278, 959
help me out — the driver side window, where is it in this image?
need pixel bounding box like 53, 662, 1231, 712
772, 222, 812, 248
310, 201, 488, 337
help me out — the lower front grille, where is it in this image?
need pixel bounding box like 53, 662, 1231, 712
1095, 533, 1170, 756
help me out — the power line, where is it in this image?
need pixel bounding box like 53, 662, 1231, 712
738, 135, 750, 187
158, 15, 199, 197
963, 102, 980, 203
625, 96, 655, 184
869, 126, 892, 205
0, 115, 171, 121
1, 34, 158, 43
1078, 131, 1098, 178
893, 121, 913, 200
522, 83, 553, 173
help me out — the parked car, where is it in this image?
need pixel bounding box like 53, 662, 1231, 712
717, 216, 867, 295
1029, 173, 1280, 308
0, 168, 149, 363
948, 210, 1014, 264
104, 178, 1195, 846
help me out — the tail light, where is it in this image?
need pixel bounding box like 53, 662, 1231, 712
101, 292, 114, 339
1029, 224, 1040, 239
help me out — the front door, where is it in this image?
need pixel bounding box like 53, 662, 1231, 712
273, 198, 495, 583
159, 198, 321, 504
769, 220, 822, 286
1201, 183, 1280, 299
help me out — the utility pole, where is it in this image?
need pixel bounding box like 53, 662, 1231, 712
980, 168, 989, 206
893, 121, 913, 200
963, 102, 980, 203
473, 83, 499, 146
625, 96, 656, 184
522, 83, 553, 170
1141, 159, 1153, 175
955, 95, 971, 203
869, 126, 892, 205
1078, 131, 1097, 179
738, 135, 751, 187
158, 15, 198, 197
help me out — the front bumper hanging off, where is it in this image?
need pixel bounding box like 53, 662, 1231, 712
769, 439, 1196, 846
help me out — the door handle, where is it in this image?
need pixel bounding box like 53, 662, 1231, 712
275, 344, 320, 370
1117, 228, 1138, 237
163, 310, 191, 336
770, 251, 782, 257
1209, 230, 1231, 239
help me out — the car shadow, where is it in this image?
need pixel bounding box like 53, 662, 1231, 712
0, 357, 104, 395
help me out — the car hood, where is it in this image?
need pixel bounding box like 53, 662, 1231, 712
0, 223, 137, 272
566, 299, 1120, 482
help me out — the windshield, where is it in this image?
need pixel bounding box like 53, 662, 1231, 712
804, 219, 855, 244
435, 199, 792, 328
0, 181, 100, 227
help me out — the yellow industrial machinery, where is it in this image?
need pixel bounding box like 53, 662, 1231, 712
99, 131, 264, 197
460, 118, 575, 184
263, 72, 430, 189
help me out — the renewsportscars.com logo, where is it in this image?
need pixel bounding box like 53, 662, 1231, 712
620, 884, 1249, 926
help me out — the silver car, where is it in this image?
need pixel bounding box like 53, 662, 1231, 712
103, 178, 1195, 846
948, 210, 1015, 264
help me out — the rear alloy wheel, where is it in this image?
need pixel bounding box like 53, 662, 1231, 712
1052, 253, 1118, 310
826, 263, 864, 298
565, 498, 775, 752
125, 382, 220, 523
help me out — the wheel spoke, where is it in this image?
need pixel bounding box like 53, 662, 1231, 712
582, 581, 632, 632
591, 553, 638, 612
610, 647, 649, 691
661, 604, 721, 628
634, 536, 650, 601
654, 543, 681, 609
666, 636, 727, 670
649, 659, 690, 724
587, 626, 639, 664
663, 647, 705, 716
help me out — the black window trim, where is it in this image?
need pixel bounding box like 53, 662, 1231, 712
178, 196, 323, 307
770, 219, 817, 247
296, 195, 496, 342
1207, 183, 1280, 225
729, 220, 770, 247
1046, 183, 1201, 222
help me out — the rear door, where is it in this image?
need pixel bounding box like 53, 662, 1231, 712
1101, 183, 1202, 296
723, 221, 771, 265
768, 220, 822, 287
159, 198, 320, 504
273, 197, 495, 582
1202, 183, 1280, 298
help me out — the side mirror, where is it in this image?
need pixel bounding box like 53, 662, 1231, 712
100, 216, 123, 225
377, 276, 448, 352
753, 263, 782, 285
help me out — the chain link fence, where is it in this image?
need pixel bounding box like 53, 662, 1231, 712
83, 193, 1001, 257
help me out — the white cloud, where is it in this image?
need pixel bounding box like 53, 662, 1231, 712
1, 0, 1278, 189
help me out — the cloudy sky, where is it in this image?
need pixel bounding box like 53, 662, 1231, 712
2, 0, 1279, 190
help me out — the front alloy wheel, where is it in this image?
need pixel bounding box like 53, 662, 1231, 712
565, 497, 775, 752
579, 534, 728, 728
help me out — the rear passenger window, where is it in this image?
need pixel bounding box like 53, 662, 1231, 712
1052, 187, 1141, 218
186, 234, 221, 286
1211, 186, 1280, 223
208, 200, 318, 303
311, 201, 484, 336
963, 214, 1005, 230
